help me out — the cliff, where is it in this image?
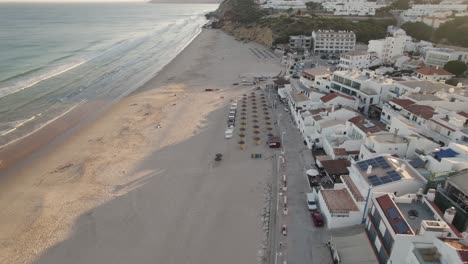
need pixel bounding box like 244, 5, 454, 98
211, 0, 274, 46
222, 21, 274, 47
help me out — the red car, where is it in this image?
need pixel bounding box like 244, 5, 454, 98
311, 211, 324, 227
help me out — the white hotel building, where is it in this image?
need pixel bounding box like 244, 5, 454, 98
312, 30, 356, 54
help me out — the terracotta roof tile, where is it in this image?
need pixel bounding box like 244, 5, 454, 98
348, 115, 386, 134
415, 67, 454, 76
321, 189, 359, 213
404, 104, 435, 119
458, 112, 468, 119
321, 159, 351, 175
390, 98, 415, 108
320, 93, 355, 103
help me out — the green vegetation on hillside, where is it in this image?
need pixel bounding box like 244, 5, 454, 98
257, 15, 395, 45
444, 61, 468, 76
434, 17, 468, 48
401, 22, 433, 41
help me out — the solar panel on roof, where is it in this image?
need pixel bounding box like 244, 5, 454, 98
381, 163, 391, 169
373, 181, 383, 186
387, 207, 399, 220
390, 175, 401, 181
387, 170, 399, 177
380, 176, 392, 184
375, 157, 385, 162
368, 175, 378, 180
395, 220, 410, 234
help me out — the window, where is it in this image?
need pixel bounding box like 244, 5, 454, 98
448, 131, 451, 136
412, 115, 417, 121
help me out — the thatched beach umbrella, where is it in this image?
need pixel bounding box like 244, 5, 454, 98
241, 116, 246, 120
253, 125, 260, 129
253, 119, 259, 123
265, 116, 271, 120
266, 127, 273, 131
253, 130, 260, 134
265, 121, 272, 125
239, 133, 246, 138
240, 127, 246, 131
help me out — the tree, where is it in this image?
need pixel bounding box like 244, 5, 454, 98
401, 22, 433, 41
390, 0, 410, 10
444, 60, 468, 76
434, 17, 468, 47
287, 8, 294, 14
306, 2, 321, 10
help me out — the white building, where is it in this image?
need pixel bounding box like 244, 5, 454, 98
261, 0, 306, 9
312, 30, 356, 54
366, 191, 465, 264
338, 50, 380, 70
318, 155, 428, 229
415, 67, 455, 82
330, 70, 395, 114
300, 66, 332, 89
423, 143, 468, 174
368, 30, 412, 63
359, 132, 439, 160
401, 3, 467, 24
321, 0, 386, 16
289, 35, 312, 51
427, 111, 468, 146
425, 48, 468, 68
298, 106, 359, 149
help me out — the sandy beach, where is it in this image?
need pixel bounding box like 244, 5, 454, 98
0, 29, 282, 264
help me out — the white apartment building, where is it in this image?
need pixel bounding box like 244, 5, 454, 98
359, 132, 439, 160
289, 35, 312, 51
366, 192, 465, 264
401, 4, 467, 24
322, 0, 386, 16
261, 0, 306, 9
330, 70, 395, 114
368, 30, 411, 63
423, 143, 468, 174
338, 50, 380, 70
425, 48, 468, 68
312, 30, 356, 54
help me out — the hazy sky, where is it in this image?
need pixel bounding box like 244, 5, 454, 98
0, 0, 146, 2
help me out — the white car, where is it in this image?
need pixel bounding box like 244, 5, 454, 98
306, 192, 317, 211
225, 128, 234, 139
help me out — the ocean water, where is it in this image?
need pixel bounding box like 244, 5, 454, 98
0, 2, 217, 146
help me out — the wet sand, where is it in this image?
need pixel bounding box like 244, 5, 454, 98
0, 29, 282, 264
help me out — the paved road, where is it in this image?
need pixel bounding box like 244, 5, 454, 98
270, 93, 332, 264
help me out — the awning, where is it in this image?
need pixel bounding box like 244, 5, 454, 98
433, 148, 458, 159
306, 169, 319, 176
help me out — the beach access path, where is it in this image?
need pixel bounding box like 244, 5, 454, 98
0, 29, 282, 264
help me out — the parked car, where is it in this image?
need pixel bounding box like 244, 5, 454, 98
225, 128, 234, 139
311, 211, 324, 227
306, 192, 317, 211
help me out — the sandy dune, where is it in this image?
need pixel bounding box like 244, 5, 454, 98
0, 30, 282, 264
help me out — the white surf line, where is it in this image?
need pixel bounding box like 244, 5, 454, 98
3, 61, 87, 97
0, 116, 37, 136
0, 99, 88, 150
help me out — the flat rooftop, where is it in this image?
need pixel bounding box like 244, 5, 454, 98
395, 200, 436, 234
321, 189, 359, 214
354, 156, 425, 187
367, 133, 409, 144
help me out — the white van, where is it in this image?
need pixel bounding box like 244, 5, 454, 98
306, 192, 317, 211
225, 128, 234, 139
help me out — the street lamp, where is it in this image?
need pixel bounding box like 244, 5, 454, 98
278, 113, 282, 129
281, 131, 286, 150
